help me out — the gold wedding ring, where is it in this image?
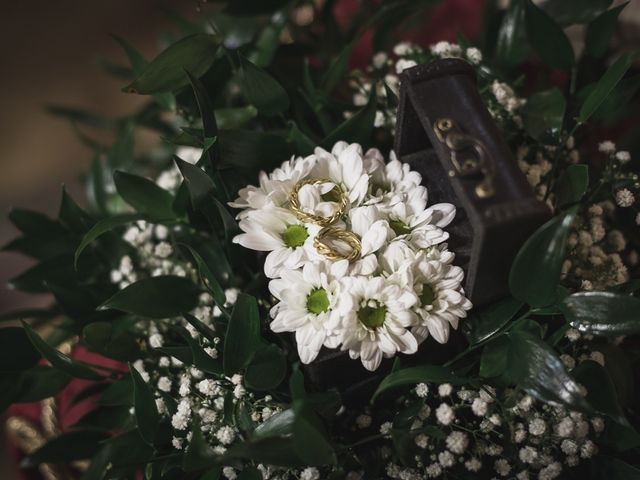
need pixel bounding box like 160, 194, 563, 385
313, 226, 361, 262
289, 178, 348, 226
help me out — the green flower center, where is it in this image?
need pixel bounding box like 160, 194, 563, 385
420, 284, 436, 306
389, 219, 411, 236
306, 288, 330, 315
358, 301, 387, 329
282, 224, 309, 248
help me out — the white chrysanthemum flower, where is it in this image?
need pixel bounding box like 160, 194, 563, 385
338, 276, 419, 371
311, 142, 371, 208
269, 260, 351, 363
228, 154, 316, 212
233, 207, 321, 278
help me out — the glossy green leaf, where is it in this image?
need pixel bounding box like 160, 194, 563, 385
524, 0, 574, 71
507, 330, 590, 409
59, 186, 94, 233
74, 213, 147, 268
24, 430, 109, 466
99, 275, 201, 319
225, 436, 305, 467
98, 378, 133, 406
480, 335, 511, 379
82, 322, 140, 361
21, 322, 103, 380
585, 3, 628, 58
113, 170, 175, 219
594, 456, 640, 478
578, 52, 637, 123
130, 364, 159, 445
464, 297, 524, 345
320, 40, 357, 94
495, 0, 530, 66
321, 90, 377, 148
0, 327, 41, 371
223, 293, 261, 375
186, 71, 220, 170
292, 400, 336, 466
237, 467, 261, 480
13, 366, 71, 403
112, 35, 175, 110
252, 409, 295, 439
555, 164, 589, 207
245, 344, 287, 391
218, 129, 292, 171
8, 208, 63, 236
183, 313, 217, 342
123, 34, 221, 94
240, 55, 289, 117
372, 365, 468, 402
573, 360, 627, 424
177, 326, 222, 374
180, 244, 225, 307
522, 87, 566, 142
540, 0, 612, 25
561, 291, 640, 335
509, 207, 576, 307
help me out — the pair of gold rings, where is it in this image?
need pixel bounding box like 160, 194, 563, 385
288, 178, 361, 262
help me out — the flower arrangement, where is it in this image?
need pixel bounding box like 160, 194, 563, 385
1, 1, 639, 480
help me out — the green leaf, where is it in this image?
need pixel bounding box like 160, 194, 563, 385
509, 207, 576, 307
372, 365, 468, 402
225, 437, 305, 467
292, 400, 336, 466
59, 186, 94, 233
240, 55, 289, 117
554, 164, 589, 207
13, 366, 71, 403
480, 335, 511, 378
524, 0, 574, 70
176, 326, 222, 374
83, 322, 140, 361
594, 456, 640, 478
573, 360, 627, 424
218, 129, 292, 171
578, 52, 637, 123
98, 378, 133, 406
99, 276, 201, 319
24, 430, 109, 466
113, 171, 175, 219
224, 0, 293, 17
321, 89, 377, 148
561, 291, 640, 336
522, 87, 566, 142
463, 297, 524, 345
540, 0, 613, 25
585, 3, 628, 58
181, 245, 226, 308
495, 0, 530, 66
130, 364, 159, 445
183, 418, 218, 471
185, 71, 220, 169
21, 322, 103, 380
507, 330, 590, 409
252, 409, 295, 439
320, 40, 357, 94
223, 293, 261, 375
74, 213, 147, 268
123, 34, 221, 94
112, 35, 175, 111
0, 327, 41, 371
8, 208, 63, 236
245, 344, 286, 391
183, 313, 217, 342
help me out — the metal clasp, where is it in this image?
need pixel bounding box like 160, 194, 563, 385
433, 118, 496, 199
